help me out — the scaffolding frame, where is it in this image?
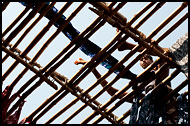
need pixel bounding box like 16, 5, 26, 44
2, 2, 188, 124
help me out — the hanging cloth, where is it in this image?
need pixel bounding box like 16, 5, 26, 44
169, 33, 188, 77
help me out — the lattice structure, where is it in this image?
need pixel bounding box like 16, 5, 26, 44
2, 2, 188, 124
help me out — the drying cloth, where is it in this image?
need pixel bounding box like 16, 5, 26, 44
169, 33, 188, 77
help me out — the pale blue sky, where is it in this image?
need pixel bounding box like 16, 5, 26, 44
2, 2, 188, 124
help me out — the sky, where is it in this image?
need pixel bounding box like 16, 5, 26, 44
2, 2, 188, 124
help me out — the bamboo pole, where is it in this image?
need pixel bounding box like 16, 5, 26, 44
62, 83, 124, 124
2, 3, 46, 81
151, 69, 181, 96
6, 2, 85, 96
163, 79, 188, 104
31, 2, 86, 63
90, 3, 163, 58
8, 72, 67, 123
30, 90, 70, 124
30, 75, 119, 124
80, 1, 183, 122
5, 2, 76, 116
134, 2, 165, 29
81, 49, 154, 123
26, 18, 104, 122
63, 2, 128, 88
20, 2, 73, 58
123, 26, 179, 67
43, 19, 107, 82
42, 1, 160, 95
28, 24, 109, 124
2, 2, 188, 124
61, 77, 126, 124
2, 2, 56, 63
24, 86, 67, 123
2, 2, 72, 81
21, 16, 104, 123
89, 2, 128, 25
30, 19, 113, 122
2, 41, 65, 102
7, 77, 55, 117
2, 45, 57, 89
3, 4, 73, 115
3, 45, 60, 117
90, 2, 186, 67
83, 44, 141, 97
42, 3, 132, 123
30, 31, 132, 123
97, 65, 173, 124
3, 2, 46, 47
74, 49, 145, 123
116, 68, 181, 123
2, 2, 10, 11
127, 2, 156, 26
2, 2, 57, 101
70, 3, 165, 103
72, 47, 144, 123
107, 2, 157, 40
2, 3, 32, 37
147, 2, 188, 41
81, 56, 164, 124
89, 2, 163, 44
64, 3, 131, 92
32, 76, 81, 123
91, 4, 164, 62
111, 2, 127, 16
70, 32, 125, 88
61, 101, 92, 124
17, 7, 104, 120
77, 4, 158, 96
41, 16, 102, 72
92, 61, 170, 124
107, 2, 117, 9
156, 12, 188, 44
45, 97, 80, 124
